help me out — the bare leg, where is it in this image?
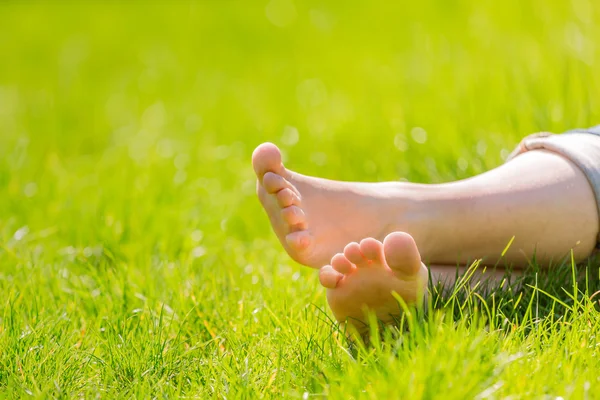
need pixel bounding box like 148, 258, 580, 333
412, 149, 598, 267
253, 143, 598, 269
254, 142, 598, 331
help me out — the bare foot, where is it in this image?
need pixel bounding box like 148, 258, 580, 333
319, 232, 428, 334
252, 143, 414, 268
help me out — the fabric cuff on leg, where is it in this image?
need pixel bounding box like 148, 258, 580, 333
507, 130, 600, 246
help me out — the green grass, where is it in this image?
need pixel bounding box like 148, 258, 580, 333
1, 0, 600, 398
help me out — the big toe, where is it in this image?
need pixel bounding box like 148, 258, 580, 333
252, 142, 285, 180
383, 232, 422, 277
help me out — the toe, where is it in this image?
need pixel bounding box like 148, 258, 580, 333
383, 232, 422, 276
319, 265, 343, 289
331, 253, 355, 274
281, 206, 307, 228
263, 172, 296, 195
344, 242, 367, 267
276, 188, 300, 208
252, 142, 285, 179
286, 230, 311, 252
359, 237, 385, 265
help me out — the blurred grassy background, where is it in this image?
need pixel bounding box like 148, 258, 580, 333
1, 0, 598, 251
0, 0, 599, 397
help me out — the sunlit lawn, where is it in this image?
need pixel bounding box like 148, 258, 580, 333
1, 1, 599, 398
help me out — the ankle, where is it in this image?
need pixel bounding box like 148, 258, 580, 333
374, 183, 429, 257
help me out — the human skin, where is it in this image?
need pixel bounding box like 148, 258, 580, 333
252, 142, 599, 329
253, 143, 598, 268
